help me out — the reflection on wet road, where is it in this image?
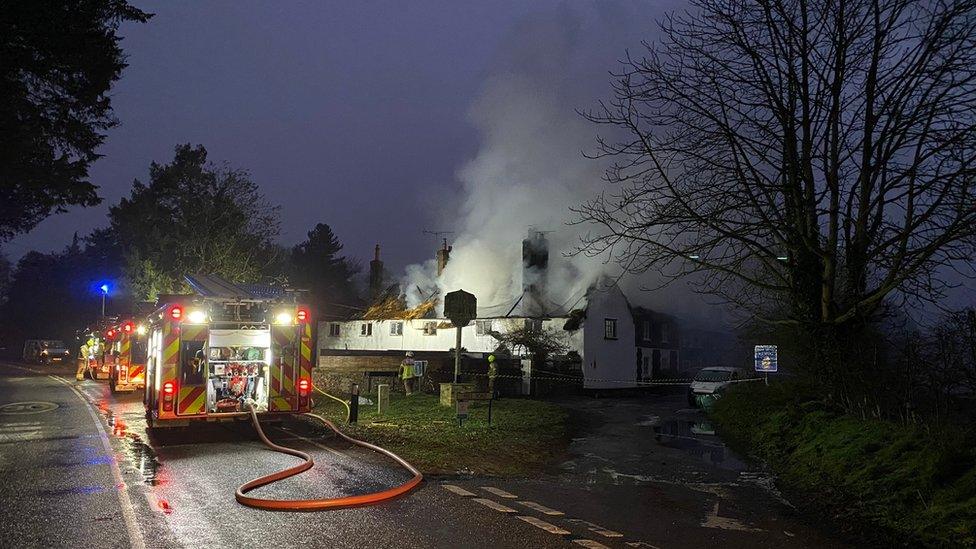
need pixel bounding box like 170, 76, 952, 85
652, 418, 747, 471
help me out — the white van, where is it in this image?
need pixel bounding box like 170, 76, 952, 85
687, 366, 748, 406
22, 339, 72, 364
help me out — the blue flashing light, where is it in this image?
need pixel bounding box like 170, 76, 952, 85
99, 284, 110, 295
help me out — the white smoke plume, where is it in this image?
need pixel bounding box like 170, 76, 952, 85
402, 2, 690, 318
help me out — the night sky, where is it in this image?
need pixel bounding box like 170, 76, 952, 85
6, 1, 667, 272
6, 0, 972, 316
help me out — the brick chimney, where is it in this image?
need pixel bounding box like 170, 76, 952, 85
521, 229, 549, 316
369, 244, 384, 300
436, 238, 452, 276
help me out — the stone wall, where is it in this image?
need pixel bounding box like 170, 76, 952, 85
311, 351, 534, 397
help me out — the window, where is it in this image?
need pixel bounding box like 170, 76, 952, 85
179, 340, 205, 385
642, 356, 650, 378
476, 320, 492, 336
328, 323, 341, 337
604, 318, 617, 339
423, 321, 437, 336
642, 320, 651, 341
360, 323, 372, 336
661, 322, 671, 344
390, 321, 403, 336
525, 319, 542, 332
670, 350, 679, 371
660, 350, 670, 370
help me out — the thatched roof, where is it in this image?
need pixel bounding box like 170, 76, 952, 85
362, 294, 438, 320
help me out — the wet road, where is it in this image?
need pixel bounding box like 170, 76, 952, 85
0, 362, 845, 548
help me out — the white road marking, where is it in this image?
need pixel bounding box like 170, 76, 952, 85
574, 540, 611, 548
567, 518, 624, 538
51, 375, 145, 549
701, 501, 763, 532
481, 486, 518, 498
471, 498, 517, 513
517, 500, 565, 516
516, 515, 571, 535
442, 484, 476, 497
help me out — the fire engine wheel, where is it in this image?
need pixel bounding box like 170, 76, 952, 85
236, 405, 423, 511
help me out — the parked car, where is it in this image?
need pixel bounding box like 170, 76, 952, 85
22, 339, 72, 365
687, 366, 748, 407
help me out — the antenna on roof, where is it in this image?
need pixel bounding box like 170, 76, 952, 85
423, 229, 454, 249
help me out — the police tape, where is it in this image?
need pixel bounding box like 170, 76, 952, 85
461, 370, 695, 386
461, 370, 769, 387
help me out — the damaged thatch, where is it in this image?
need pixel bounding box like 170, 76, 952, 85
362, 294, 438, 320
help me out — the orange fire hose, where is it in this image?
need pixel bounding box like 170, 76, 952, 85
236, 405, 423, 511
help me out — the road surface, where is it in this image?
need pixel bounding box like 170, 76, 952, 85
0, 362, 845, 548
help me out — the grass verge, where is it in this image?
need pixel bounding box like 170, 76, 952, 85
711, 381, 976, 547
312, 392, 571, 476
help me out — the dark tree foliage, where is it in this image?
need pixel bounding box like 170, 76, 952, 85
108, 144, 280, 300
0, 1, 151, 241
0, 240, 127, 352
289, 223, 360, 316
490, 322, 568, 362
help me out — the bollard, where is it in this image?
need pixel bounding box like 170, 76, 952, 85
377, 384, 390, 416
349, 383, 359, 424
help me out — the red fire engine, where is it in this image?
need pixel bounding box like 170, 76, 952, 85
105, 318, 148, 393
143, 276, 314, 428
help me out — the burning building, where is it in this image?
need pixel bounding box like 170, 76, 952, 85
314, 236, 688, 395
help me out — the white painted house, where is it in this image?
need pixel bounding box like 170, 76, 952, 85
317, 283, 641, 390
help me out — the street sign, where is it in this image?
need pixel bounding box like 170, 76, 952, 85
754, 345, 778, 373
412, 360, 427, 377
444, 289, 477, 327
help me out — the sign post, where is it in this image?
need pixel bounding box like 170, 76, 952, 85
444, 289, 477, 384
754, 345, 778, 385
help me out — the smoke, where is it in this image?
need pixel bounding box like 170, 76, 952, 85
402, 2, 716, 323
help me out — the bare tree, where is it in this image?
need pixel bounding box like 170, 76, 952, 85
577, 0, 976, 343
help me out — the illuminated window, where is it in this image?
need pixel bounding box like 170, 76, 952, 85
360, 323, 372, 336
604, 318, 617, 340
390, 321, 403, 336
476, 320, 492, 336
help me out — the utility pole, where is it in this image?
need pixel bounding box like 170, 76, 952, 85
100, 284, 109, 317
454, 325, 462, 383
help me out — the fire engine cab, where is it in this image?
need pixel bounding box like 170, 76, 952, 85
106, 319, 148, 393
143, 275, 314, 428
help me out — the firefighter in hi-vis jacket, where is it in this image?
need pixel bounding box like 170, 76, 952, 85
76, 337, 95, 381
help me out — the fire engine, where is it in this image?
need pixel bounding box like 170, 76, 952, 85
105, 319, 148, 393
143, 275, 314, 428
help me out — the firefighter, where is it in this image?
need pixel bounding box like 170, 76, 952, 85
399, 351, 416, 396
76, 337, 94, 381
487, 353, 498, 398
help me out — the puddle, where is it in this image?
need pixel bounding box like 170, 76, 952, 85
651, 419, 746, 470
98, 402, 165, 486
635, 414, 660, 427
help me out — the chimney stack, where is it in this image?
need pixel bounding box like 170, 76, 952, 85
436, 238, 452, 276
521, 229, 550, 316
369, 244, 384, 300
